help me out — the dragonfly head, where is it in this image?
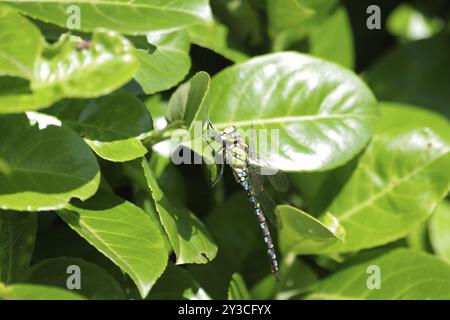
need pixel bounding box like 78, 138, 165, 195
221, 126, 240, 142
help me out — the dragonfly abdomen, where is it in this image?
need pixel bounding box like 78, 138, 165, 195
234, 167, 280, 281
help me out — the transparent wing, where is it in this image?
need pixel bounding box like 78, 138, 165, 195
247, 146, 289, 193
247, 165, 280, 228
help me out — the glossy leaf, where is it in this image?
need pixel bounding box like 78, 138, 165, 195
0, 282, 85, 300
208, 52, 378, 171
0, 30, 138, 113
187, 21, 248, 63
46, 90, 152, 162
308, 6, 354, 69
0, 6, 43, 79
134, 31, 191, 95
148, 263, 210, 300
306, 249, 450, 299
3, 0, 212, 34
308, 103, 450, 254
0, 114, 100, 211
227, 273, 250, 300
429, 200, 450, 263
277, 205, 345, 255
58, 190, 168, 298
0, 211, 37, 283
142, 158, 217, 265
366, 34, 450, 117
32, 31, 138, 98
24, 257, 125, 299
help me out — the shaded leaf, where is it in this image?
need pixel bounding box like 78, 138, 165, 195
142, 158, 217, 265
187, 21, 248, 63
366, 34, 450, 117
267, 0, 338, 50
0, 114, 100, 211
46, 90, 152, 162
277, 205, 345, 255
0, 211, 37, 283
58, 189, 168, 298
24, 257, 125, 299
227, 273, 250, 300
148, 263, 210, 300
308, 6, 354, 69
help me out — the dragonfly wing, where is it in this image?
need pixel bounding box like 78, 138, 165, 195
248, 149, 289, 193
247, 165, 280, 228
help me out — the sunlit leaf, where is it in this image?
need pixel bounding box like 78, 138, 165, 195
134, 30, 191, 95
3, 0, 213, 34
58, 190, 168, 298
306, 249, 450, 299
0, 282, 85, 299
208, 52, 378, 171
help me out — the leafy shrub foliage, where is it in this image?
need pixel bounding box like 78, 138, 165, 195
0, 0, 449, 300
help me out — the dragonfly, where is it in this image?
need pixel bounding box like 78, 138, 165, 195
204, 119, 282, 282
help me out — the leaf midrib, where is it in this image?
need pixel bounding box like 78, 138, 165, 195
5, 0, 203, 18
337, 148, 450, 222
213, 113, 375, 129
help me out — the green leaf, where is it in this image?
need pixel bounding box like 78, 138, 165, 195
308, 103, 450, 254
57, 189, 168, 298
306, 249, 450, 299
366, 34, 450, 118
4, 0, 212, 34
148, 263, 210, 300
32, 31, 138, 98
134, 30, 191, 95
227, 273, 251, 300
187, 21, 248, 63
387, 3, 444, 41
0, 212, 37, 283
0, 30, 138, 113
308, 6, 354, 69
267, 0, 338, 51
251, 253, 318, 300
0, 6, 43, 79
166, 71, 210, 129
0, 114, 100, 211
141, 158, 217, 265
0, 282, 85, 300
24, 257, 125, 299
429, 200, 450, 263
46, 90, 152, 162
188, 193, 268, 299
277, 205, 345, 255
208, 52, 378, 171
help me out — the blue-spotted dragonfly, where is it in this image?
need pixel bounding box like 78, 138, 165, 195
204, 120, 285, 282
